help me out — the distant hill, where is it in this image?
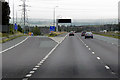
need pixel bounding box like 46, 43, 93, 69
10, 18, 118, 27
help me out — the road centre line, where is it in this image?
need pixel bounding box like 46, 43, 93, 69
23, 34, 68, 79
105, 66, 110, 70
92, 52, 95, 54
97, 57, 101, 60
76, 34, 118, 76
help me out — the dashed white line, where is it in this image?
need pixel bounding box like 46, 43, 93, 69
92, 52, 95, 54
29, 71, 35, 74
23, 34, 68, 79
33, 68, 37, 71
76, 34, 117, 76
41, 59, 45, 62
40, 61, 44, 64
26, 74, 32, 77
37, 63, 42, 66
97, 57, 101, 60
105, 66, 110, 70
88, 48, 91, 50
0, 36, 29, 54
35, 66, 40, 68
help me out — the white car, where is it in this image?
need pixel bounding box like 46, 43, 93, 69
85, 32, 93, 39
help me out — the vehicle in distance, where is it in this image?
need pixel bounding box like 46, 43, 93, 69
81, 31, 86, 36
85, 32, 93, 39
69, 31, 74, 36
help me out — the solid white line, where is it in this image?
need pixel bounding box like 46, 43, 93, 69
0, 36, 29, 54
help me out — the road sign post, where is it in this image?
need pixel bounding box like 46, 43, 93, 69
14, 23, 18, 32
50, 26, 55, 32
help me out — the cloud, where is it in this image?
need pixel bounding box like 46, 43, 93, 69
7, 0, 119, 19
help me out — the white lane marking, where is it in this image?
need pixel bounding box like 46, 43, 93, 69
30, 36, 48, 38
24, 34, 68, 79
92, 52, 95, 54
35, 66, 40, 68
41, 59, 45, 62
26, 74, 32, 77
105, 66, 110, 70
88, 48, 91, 50
76, 34, 116, 75
86, 46, 88, 48
22, 78, 28, 80
37, 63, 42, 66
76, 35, 86, 44
33, 68, 37, 71
0, 36, 29, 54
29, 71, 35, 74
39, 61, 44, 64
97, 57, 101, 60
43, 55, 49, 60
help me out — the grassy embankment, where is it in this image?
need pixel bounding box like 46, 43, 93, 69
48, 32, 66, 37
0, 32, 26, 43
93, 32, 120, 39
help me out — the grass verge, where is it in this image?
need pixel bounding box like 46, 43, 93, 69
48, 32, 66, 37
93, 32, 120, 39
0, 35, 25, 43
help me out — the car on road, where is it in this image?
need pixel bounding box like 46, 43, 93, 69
85, 32, 93, 39
69, 32, 74, 36
81, 31, 86, 36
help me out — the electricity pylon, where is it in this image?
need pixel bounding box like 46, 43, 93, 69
19, 0, 29, 33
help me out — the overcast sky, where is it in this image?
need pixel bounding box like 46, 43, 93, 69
6, 0, 120, 19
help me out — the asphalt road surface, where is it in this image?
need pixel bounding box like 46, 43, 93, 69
2, 36, 27, 50
2, 36, 57, 79
2, 34, 118, 80
30, 34, 118, 79
77, 33, 118, 74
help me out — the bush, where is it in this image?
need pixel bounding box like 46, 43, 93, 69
33, 26, 41, 35
18, 25, 23, 32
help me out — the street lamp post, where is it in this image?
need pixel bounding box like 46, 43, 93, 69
53, 6, 58, 32
13, 0, 14, 33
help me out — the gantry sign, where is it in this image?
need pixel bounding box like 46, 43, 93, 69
56, 19, 72, 31
57, 19, 71, 23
